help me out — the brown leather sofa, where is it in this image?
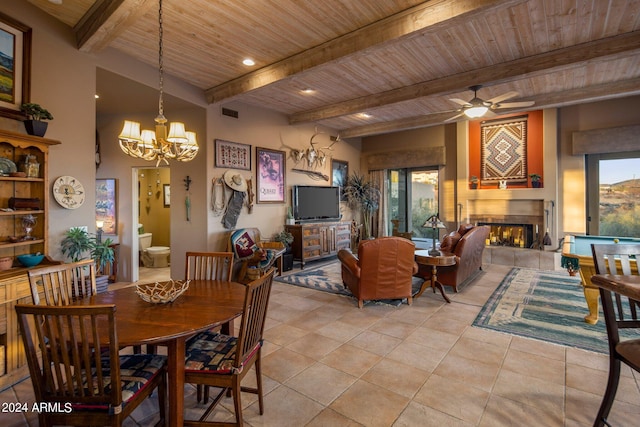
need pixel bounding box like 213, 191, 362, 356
337, 236, 418, 308
416, 224, 490, 293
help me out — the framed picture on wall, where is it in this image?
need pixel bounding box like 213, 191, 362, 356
163, 184, 170, 207
256, 147, 285, 203
331, 159, 349, 201
95, 179, 117, 235
215, 139, 251, 170
0, 13, 32, 120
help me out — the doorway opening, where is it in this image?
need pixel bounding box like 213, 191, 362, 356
133, 167, 171, 283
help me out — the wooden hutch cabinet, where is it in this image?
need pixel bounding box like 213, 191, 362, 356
286, 221, 351, 268
0, 129, 59, 390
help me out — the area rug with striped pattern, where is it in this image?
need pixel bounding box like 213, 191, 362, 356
473, 267, 639, 354
275, 260, 424, 306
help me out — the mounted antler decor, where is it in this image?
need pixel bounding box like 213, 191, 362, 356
289, 127, 340, 170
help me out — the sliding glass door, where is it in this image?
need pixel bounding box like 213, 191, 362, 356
388, 168, 439, 240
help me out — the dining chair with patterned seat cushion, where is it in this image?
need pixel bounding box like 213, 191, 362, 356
591, 243, 640, 427
15, 303, 167, 427
183, 268, 275, 426
185, 250, 235, 403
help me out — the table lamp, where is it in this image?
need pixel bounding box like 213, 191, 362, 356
423, 214, 446, 256
96, 220, 104, 244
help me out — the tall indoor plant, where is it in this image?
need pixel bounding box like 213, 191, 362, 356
344, 173, 381, 239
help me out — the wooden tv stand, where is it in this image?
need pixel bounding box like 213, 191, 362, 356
286, 221, 351, 269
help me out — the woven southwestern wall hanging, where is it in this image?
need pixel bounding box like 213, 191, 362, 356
481, 115, 528, 184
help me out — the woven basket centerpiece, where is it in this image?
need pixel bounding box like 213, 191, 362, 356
136, 279, 190, 303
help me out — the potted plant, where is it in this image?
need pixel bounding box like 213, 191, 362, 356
61, 227, 93, 262
530, 173, 542, 188
20, 103, 54, 137
285, 206, 295, 225
344, 173, 381, 240
470, 176, 479, 189
273, 230, 294, 250
61, 227, 114, 276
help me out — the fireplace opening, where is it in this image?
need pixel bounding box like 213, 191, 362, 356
479, 222, 534, 248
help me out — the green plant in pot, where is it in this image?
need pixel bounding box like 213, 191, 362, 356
273, 230, 294, 253
61, 227, 114, 275
344, 173, 381, 240
91, 237, 115, 276
20, 103, 54, 137
529, 173, 542, 188
470, 175, 479, 189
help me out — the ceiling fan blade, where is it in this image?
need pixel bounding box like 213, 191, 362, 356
494, 100, 535, 109
449, 98, 471, 107
483, 110, 497, 118
487, 91, 519, 104
444, 112, 466, 122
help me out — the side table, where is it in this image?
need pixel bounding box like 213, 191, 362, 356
414, 249, 456, 303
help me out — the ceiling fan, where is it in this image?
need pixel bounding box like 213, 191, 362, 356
445, 85, 535, 122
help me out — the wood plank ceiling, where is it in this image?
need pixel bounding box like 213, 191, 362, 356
28, 0, 640, 138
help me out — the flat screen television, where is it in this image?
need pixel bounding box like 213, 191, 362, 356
292, 185, 341, 222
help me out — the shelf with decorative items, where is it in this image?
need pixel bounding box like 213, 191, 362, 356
0, 129, 60, 390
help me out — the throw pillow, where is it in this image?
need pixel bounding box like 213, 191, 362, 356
441, 232, 461, 252
232, 230, 259, 259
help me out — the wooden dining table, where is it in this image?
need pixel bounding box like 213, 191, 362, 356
74, 279, 246, 427
590, 274, 640, 300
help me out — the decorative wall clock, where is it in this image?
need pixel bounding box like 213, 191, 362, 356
53, 175, 85, 209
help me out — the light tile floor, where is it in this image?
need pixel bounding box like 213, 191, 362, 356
2, 263, 640, 426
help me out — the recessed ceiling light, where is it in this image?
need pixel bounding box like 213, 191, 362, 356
48, 0, 63, 4
301, 88, 315, 94
242, 58, 255, 66
358, 112, 372, 119
95, 94, 100, 99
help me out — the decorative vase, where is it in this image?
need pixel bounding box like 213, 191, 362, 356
24, 120, 48, 137
470, 183, 478, 189
532, 181, 541, 188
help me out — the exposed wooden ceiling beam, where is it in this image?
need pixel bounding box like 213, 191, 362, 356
290, 31, 640, 124
75, 0, 155, 52
341, 77, 640, 138
205, 0, 524, 104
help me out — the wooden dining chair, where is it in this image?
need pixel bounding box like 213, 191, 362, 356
27, 259, 97, 305
28, 259, 143, 354
183, 268, 275, 426
185, 251, 234, 281
15, 303, 167, 427
591, 243, 640, 427
184, 251, 235, 402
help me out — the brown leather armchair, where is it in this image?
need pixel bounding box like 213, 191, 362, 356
337, 236, 418, 308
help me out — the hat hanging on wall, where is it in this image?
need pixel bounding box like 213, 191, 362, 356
223, 170, 248, 192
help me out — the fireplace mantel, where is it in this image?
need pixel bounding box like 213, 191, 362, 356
467, 199, 544, 227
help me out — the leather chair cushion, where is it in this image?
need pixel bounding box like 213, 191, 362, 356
457, 223, 475, 236
441, 232, 462, 252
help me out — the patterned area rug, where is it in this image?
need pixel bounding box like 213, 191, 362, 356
473, 267, 638, 353
275, 260, 425, 306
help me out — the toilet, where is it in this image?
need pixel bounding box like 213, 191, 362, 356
139, 231, 171, 268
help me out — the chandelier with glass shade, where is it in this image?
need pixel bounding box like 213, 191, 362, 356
118, 0, 198, 166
